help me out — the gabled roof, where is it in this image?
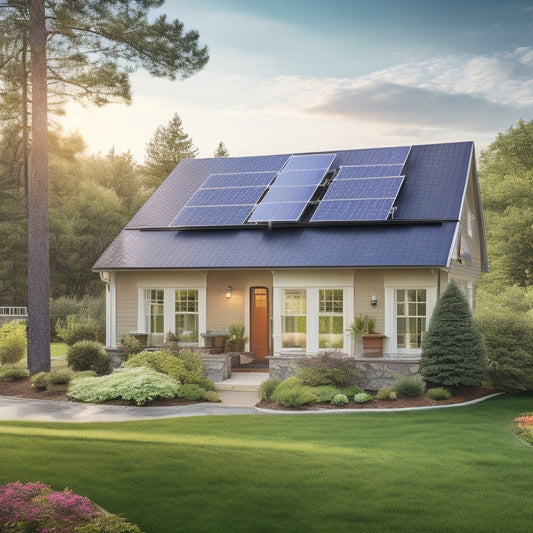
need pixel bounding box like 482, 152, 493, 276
94, 141, 482, 271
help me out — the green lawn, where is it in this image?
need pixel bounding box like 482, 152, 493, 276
1, 394, 532, 532
50, 342, 68, 359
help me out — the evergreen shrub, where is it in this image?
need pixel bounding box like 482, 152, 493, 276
0, 365, 29, 381
420, 280, 488, 386
271, 377, 317, 407
393, 375, 426, 398
31, 372, 49, 390
204, 390, 221, 403
477, 311, 533, 391
177, 383, 206, 401
296, 353, 358, 387
331, 393, 349, 405
426, 387, 452, 400
176, 350, 204, 383
353, 392, 373, 403
311, 385, 342, 403
375, 386, 397, 401
67, 341, 110, 375
123, 350, 185, 381
198, 377, 216, 391
0, 322, 27, 365
259, 377, 282, 402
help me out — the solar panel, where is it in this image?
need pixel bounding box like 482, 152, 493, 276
171, 205, 253, 227
324, 177, 404, 200
247, 153, 336, 223
335, 165, 404, 179
341, 146, 410, 166
248, 201, 309, 222
282, 153, 336, 171
203, 171, 276, 188
170, 171, 276, 227
311, 199, 396, 222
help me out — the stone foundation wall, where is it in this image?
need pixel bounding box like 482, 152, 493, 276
202, 354, 232, 382
268, 355, 421, 390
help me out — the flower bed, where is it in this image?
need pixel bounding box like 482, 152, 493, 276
0, 481, 142, 532
514, 414, 533, 445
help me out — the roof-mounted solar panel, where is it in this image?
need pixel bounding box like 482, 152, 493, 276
311, 198, 399, 222
169, 171, 278, 228
336, 164, 404, 178
247, 153, 336, 223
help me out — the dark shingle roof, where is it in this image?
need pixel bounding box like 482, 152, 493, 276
94, 141, 475, 271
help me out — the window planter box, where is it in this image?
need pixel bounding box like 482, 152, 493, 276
363, 334, 386, 357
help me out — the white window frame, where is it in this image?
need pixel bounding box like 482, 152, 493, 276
384, 285, 436, 356
175, 289, 200, 343
318, 289, 345, 351
138, 287, 206, 345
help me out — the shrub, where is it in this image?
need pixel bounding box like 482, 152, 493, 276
353, 392, 373, 403
296, 353, 358, 387
123, 350, 185, 382
311, 385, 342, 403
31, 372, 49, 390
68, 367, 181, 405
67, 341, 110, 375
204, 390, 221, 403
331, 393, 349, 405
259, 377, 282, 402
426, 387, 452, 400
56, 319, 104, 346
50, 295, 105, 342
176, 350, 204, 384
0, 321, 26, 365
340, 385, 364, 398
177, 383, 207, 401
0, 365, 29, 382
271, 377, 317, 407
0, 481, 142, 532
198, 377, 216, 391
119, 333, 144, 357
420, 279, 488, 386
477, 311, 533, 391
375, 386, 397, 401
393, 374, 426, 398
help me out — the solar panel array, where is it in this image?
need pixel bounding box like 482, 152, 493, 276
310, 146, 410, 222
169, 171, 277, 227
169, 146, 411, 228
247, 153, 336, 223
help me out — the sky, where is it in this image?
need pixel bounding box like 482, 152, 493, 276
59, 0, 533, 161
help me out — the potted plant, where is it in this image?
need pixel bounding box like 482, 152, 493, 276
347, 315, 385, 357
224, 322, 255, 365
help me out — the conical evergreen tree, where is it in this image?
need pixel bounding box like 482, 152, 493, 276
213, 141, 229, 158
419, 279, 487, 386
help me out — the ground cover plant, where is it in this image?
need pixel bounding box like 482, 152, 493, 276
0, 394, 532, 532
0, 481, 142, 532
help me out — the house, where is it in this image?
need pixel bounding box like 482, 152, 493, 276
93, 141, 488, 386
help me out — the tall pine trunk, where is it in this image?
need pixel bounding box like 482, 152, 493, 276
27, 0, 50, 374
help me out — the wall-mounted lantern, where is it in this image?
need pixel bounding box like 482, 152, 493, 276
225, 285, 233, 299
371, 294, 378, 307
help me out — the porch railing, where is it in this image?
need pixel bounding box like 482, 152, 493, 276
0, 307, 28, 317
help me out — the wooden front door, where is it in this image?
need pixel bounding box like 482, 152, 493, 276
250, 287, 269, 361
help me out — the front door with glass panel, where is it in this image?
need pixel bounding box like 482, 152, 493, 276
250, 287, 269, 361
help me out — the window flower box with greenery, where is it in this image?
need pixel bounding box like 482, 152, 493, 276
347, 315, 385, 357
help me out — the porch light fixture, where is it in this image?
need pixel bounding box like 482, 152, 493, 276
225, 285, 233, 299
371, 294, 378, 306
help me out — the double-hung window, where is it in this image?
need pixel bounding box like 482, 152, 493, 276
396, 289, 426, 349
175, 289, 199, 342
281, 289, 307, 350
318, 289, 344, 349
144, 289, 164, 333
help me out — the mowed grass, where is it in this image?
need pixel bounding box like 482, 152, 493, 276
1, 394, 532, 532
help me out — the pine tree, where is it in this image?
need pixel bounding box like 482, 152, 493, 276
419, 279, 487, 387
213, 141, 229, 158
143, 113, 198, 190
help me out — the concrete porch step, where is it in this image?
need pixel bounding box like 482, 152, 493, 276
214, 372, 270, 392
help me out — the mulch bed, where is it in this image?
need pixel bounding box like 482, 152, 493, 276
0, 378, 499, 409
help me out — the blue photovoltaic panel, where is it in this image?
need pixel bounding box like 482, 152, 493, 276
282, 153, 336, 171
343, 146, 411, 166
185, 186, 265, 206
336, 164, 404, 179
170, 170, 276, 227
202, 171, 276, 188
311, 199, 396, 222
324, 177, 404, 200
271, 169, 327, 187
259, 185, 318, 204
247, 153, 336, 223
171, 205, 252, 227
248, 202, 308, 222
